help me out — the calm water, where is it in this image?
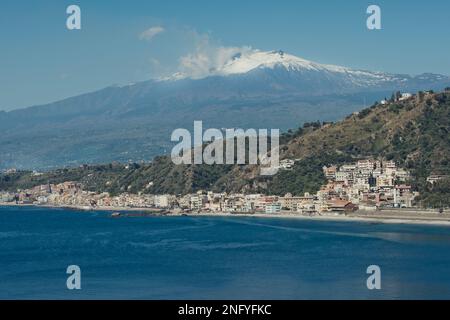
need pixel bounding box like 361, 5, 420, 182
1, 205, 450, 299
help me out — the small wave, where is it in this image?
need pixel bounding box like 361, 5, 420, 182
224, 219, 374, 239
183, 241, 273, 250
136, 221, 216, 236
127, 238, 187, 249
127, 239, 273, 251
0, 231, 35, 239
371, 232, 450, 244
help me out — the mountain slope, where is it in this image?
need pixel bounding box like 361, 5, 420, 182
1, 50, 449, 170
2, 89, 450, 207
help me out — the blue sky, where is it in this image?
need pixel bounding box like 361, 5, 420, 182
1, 0, 450, 110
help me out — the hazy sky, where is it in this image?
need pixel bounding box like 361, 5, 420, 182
1, 0, 450, 111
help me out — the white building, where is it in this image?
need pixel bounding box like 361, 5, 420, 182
154, 194, 175, 208
399, 93, 413, 101
265, 203, 281, 214
297, 201, 319, 215
279, 159, 295, 170
190, 195, 205, 211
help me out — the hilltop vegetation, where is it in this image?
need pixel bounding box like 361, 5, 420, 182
1, 90, 450, 207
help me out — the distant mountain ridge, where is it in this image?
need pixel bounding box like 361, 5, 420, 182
165, 50, 448, 90
1, 50, 449, 170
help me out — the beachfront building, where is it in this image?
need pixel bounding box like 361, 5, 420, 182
154, 194, 176, 208
222, 194, 247, 212
280, 193, 315, 211
190, 193, 207, 211
394, 185, 415, 208
265, 203, 282, 214
0, 192, 15, 203
177, 195, 191, 210
256, 196, 279, 212
326, 200, 358, 214
242, 194, 264, 212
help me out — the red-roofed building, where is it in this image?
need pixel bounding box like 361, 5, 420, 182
326, 200, 358, 213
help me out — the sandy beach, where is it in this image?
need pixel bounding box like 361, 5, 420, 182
1, 202, 450, 226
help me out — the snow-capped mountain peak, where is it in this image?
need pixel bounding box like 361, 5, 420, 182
159, 49, 449, 95
163, 49, 373, 81
218, 50, 348, 75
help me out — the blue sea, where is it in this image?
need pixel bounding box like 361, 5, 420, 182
1, 205, 450, 299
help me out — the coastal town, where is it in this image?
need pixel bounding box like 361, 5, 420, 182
0, 158, 431, 216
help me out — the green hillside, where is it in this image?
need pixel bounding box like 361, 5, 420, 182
2, 90, 450, 207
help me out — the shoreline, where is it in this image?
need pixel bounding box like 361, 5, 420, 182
1, 202, 450, 227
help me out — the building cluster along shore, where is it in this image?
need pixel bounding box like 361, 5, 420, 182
1, 158, 432, 217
